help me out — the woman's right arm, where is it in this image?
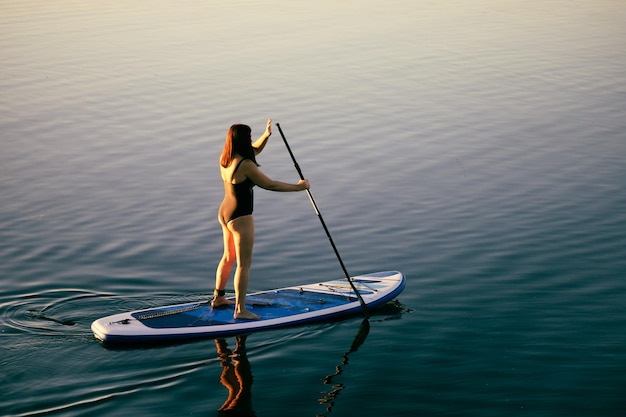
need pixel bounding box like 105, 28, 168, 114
245, 162, 309, 192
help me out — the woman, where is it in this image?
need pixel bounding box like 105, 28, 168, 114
214, 118, 310, 320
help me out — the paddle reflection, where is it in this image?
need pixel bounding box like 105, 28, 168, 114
316, 318, 369, 416
214, 335, 256, 417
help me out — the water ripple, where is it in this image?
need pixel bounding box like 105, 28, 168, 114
1, 289, 112, 336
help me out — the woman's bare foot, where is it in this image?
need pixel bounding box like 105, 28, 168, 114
211, 296, 235, 308
234, 310, 260, 320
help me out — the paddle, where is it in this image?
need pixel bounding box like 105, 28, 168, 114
276, 123, 370, 319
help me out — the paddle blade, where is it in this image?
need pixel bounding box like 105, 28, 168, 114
349, 318, 370, 353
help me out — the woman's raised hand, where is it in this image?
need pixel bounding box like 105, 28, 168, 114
265, 118, 272, 137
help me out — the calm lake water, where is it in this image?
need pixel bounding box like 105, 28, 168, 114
2, 1, 625, 416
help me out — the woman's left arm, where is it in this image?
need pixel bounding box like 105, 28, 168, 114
252, 118, 272, 155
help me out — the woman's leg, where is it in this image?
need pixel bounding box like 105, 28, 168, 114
228, 215, 260, 320
213, 219, 236, 307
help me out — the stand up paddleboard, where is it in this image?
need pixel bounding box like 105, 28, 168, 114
91, 270, 405, 345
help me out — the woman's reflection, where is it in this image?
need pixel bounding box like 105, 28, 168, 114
215, 335, 256, 417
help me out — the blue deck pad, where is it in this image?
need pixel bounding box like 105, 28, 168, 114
133, 289, 357, 329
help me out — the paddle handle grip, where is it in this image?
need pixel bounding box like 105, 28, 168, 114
276, 123, 304, 179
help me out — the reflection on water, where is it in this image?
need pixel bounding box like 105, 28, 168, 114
213, 317, 373, 417
215, 336, 256, 417
316, 318, 370, 417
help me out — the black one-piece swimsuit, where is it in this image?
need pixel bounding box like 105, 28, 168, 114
219, 159, 254, 223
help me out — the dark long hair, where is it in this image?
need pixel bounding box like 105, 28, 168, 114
220, 124, 258, 168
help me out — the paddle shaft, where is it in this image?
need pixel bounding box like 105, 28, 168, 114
276, 123, 369, 318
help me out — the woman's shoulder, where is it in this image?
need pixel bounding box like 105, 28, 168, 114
235, 158, 258, 171
225, 158, 257, 181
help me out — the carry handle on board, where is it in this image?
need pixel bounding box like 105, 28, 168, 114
276, 123, 369, 319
